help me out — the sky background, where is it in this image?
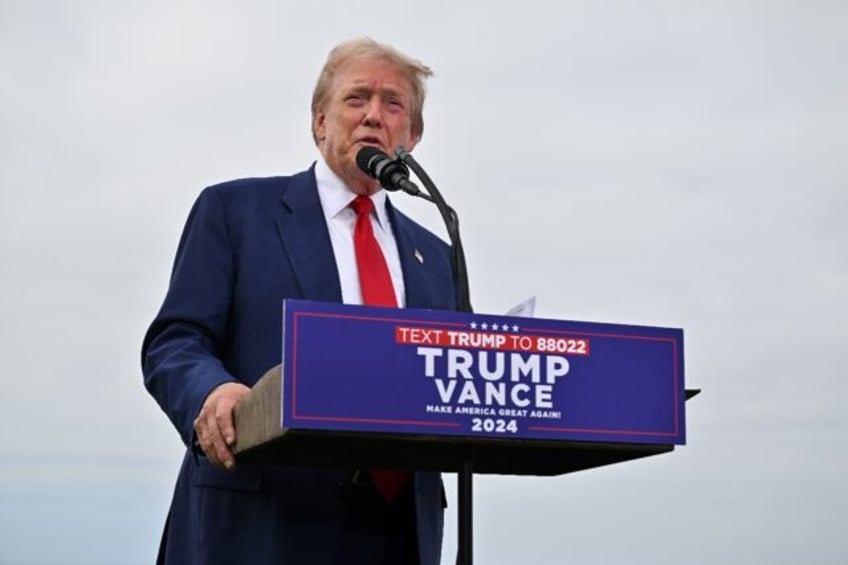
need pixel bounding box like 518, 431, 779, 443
1, 1, 846, 563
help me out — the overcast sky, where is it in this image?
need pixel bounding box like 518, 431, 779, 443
1, 1, 846, 563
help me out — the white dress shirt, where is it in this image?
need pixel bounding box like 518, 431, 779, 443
314, 155, 406, 307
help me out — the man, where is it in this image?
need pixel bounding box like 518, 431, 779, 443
142, 38, 456, 565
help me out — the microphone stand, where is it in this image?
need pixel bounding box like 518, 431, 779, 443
394, 149, 472, 313
394, 148, 474, 565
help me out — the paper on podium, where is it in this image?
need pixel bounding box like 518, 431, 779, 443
504, 296, 536, 318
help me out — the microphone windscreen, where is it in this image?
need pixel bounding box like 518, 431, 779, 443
355, 146, 388, 177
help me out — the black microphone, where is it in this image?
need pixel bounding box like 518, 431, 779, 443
356, 146, 423, 197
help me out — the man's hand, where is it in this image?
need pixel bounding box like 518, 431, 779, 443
194, 382, 250, 470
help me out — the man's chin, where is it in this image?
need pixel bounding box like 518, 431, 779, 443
351, 178, 381, 196
341, 164, 380, 195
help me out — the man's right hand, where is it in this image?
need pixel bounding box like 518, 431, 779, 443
193, 382, 250, 470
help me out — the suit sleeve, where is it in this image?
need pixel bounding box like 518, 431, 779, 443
141, 186, 240, 446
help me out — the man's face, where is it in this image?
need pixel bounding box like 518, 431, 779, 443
313, 57, 420, 195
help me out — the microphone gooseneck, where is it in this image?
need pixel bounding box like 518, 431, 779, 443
393, 147, 472, 314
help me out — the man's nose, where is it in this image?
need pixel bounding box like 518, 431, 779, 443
361, 97, 383, 127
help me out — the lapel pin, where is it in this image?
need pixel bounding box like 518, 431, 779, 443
414, 249, 424, 264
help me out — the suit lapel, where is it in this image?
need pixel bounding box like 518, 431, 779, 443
275, 167, 343, 303
388, 198, 441, 309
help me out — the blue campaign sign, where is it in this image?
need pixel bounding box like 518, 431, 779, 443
281, 300, 686, 446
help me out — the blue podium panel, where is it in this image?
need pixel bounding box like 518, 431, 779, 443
282, 300, 685, 447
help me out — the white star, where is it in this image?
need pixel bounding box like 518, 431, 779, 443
512, 324, 519, 332
470, 321, 477, 329
481, 322, 488, 330
491, 323, 499, 331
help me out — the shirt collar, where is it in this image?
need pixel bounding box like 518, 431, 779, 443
314, 154, 390, 229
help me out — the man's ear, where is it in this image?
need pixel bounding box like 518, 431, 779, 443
313, 111, 326, 143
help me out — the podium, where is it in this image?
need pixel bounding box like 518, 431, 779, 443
233, 299, 692, 563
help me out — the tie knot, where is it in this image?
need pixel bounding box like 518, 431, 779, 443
350, 195, 374, 217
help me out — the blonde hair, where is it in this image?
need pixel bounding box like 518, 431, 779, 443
310, 37, 433, 144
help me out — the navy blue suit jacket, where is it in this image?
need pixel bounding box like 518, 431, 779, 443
142, 166, 457, 564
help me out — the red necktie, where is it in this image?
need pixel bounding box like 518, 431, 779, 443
350, 195, 410, 501
351, 195, 398, 307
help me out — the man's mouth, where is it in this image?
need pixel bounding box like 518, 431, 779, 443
357, 137, 383, 149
